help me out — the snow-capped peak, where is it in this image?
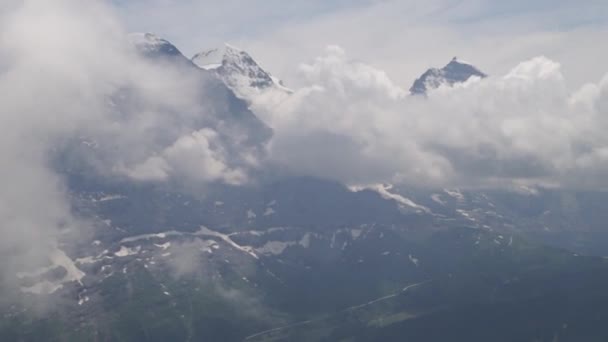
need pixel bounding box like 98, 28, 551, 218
191, 43, 275, 88
128, 32, 182, 58
129, 32, 165, 47
410, 57, 487, 95
191, 43, 292, 103
192, 44, 243, 70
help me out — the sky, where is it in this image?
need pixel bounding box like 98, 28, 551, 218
114, 0, 608, 88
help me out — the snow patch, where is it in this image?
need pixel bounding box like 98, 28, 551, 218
154, 242, 171, 250
299, 233, 311, 248
444, 189, 465, 201
197, 226, 258, 259
409, 254, 420, 267
350, 229, 363, 240
115, 246, 141, 257
263, 207, 276, 216
97, 194, 126, 202
353, 184, 430, 213
78, 295, 90, 306
457, 209, 476, 222
121, 231, 181, 243
431, 194, 446, 205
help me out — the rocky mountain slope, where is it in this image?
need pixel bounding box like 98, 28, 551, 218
2, 35, 608, 342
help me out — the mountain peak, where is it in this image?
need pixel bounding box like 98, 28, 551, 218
191, 43, 244, 70
191, 44, 292, 102
410, 57, 487, 95
128, 33, 182, 58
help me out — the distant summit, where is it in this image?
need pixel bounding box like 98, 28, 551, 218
191, 44, 292, 103
128, 33, 183, 59
410, 57, 487, 95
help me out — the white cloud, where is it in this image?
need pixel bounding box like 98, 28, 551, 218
0, 0, 133, 276
122, 128, 248, 185
0, 0, 260, 285
235, 0, 608, 92
260, 46, 608, 189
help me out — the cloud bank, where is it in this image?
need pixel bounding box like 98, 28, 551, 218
261, 47, 608, 189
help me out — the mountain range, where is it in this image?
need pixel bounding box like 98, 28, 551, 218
3, 33, 608, 342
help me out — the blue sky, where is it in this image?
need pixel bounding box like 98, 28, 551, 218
112, 0, 608, 87
113, 0, 377, 50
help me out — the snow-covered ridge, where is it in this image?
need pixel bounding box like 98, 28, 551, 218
191, 44, 242, 70
130, 34, 292, 119
128, 32, 182, 57
350, 184, 431, 214
191, 43, 292, 103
